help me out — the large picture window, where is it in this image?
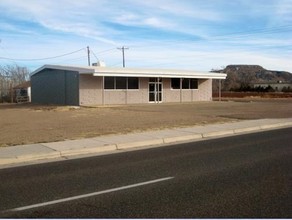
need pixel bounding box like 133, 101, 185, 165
104, 77, 139, 90
171, 78, 198, 89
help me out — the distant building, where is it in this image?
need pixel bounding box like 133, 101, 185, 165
253, 81, 292, 91
30, 64, 226, 106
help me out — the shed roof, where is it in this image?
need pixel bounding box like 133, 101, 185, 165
31, 64, 227, 79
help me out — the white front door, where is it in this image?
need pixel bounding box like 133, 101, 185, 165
149, 78, 162, 103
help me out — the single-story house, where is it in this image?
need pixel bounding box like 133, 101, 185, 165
30, 64, 227, 106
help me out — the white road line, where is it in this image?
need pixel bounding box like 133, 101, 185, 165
8, 176, 174, 212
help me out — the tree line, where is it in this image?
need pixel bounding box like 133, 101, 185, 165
0, 64, 30, 102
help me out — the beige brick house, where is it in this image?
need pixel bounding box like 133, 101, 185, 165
31, 64, 226, 106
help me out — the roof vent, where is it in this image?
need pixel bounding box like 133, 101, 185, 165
92, 61, 106, 67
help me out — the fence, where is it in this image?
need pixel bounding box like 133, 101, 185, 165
212, 91, 292, 99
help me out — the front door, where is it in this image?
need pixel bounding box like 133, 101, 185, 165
149, 78, 162, 103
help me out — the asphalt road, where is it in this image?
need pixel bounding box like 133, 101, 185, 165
0, 128, 291, 218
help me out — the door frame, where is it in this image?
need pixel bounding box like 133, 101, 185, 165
148, 78, 163, 103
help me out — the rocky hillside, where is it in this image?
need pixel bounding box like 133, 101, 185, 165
212, 65, 292, 91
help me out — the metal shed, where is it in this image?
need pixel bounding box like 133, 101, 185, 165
31, 68, 79, 105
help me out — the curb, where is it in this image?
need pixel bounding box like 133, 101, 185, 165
1, 120, 291, 167
163, 134, 203, 144
0, 152, 61, 166
116, 139, 164, 150
66, 121, 292, 153
59, 144, 117, 157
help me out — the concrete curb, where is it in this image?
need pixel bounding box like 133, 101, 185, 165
163, 134, 203, 144
202, 130, 234, 138
0, 152, 61, 165
1, 119, 292, 167
116, 139, 164, 150
59, 144, 117, 157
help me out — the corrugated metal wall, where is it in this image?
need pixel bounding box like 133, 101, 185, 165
31, 69, 79, 105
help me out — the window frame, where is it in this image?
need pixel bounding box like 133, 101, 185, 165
104, 77, 139, 90
171, 78, 199, 90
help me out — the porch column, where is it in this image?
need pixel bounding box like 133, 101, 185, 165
219, 79, 221, 102
125, 77, 128, 104
156, 77, 159, 104
180, 78, 182, 103
102, 76, 105, 105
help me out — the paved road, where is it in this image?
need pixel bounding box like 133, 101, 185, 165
0, 128, 291, 218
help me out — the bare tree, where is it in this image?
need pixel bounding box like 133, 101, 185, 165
0, 64, 30, 103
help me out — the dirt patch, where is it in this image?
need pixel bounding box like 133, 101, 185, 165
1, 99, 291, 147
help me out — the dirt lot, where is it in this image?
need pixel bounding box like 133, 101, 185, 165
0, 98, 292, 147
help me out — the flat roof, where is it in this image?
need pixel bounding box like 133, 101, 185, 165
31, 64, 227, 79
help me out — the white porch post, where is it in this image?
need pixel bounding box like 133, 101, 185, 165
102, 76, 105, 105
219, 79, 221, 102
180, 78, 182, 103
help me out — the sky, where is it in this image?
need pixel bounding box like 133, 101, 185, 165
0, 0, 291, 72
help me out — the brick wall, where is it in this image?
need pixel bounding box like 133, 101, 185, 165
79, 75, 102, 105
79, 75, 212, 105
163, 78, 212, 102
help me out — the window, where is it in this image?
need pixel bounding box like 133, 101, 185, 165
116, 77, 127, 89
171, 78, 198, 89
128, 77, 139, 89
104, 77, 139, 90
104, 77, 114, 89
171, 78, 180, 89
182, 78, 190, 89
190, 79, 198, 89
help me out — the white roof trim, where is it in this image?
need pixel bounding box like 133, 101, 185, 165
31, 65, 227, 79
30, 64, 94, 76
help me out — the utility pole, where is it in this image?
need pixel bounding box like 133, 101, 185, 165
87, 46, 90, 66
117, 46, 129, 67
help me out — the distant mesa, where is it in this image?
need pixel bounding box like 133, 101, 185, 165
211, 64, 292, 91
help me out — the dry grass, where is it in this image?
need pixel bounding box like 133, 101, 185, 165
0, 99, 291, 147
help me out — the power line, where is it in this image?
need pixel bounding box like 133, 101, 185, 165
95, 48, 116, 55
0, 47, 86, 61
90, 49, 99, 62
128, 25, 292, 49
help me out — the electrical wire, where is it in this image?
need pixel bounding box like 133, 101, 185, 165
0, 47, 86, 61
129, 25, 292, 49
0, 25, 291, 68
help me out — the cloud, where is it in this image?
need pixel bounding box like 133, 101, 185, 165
0, 0, 291, 72
274, 0, 292, 23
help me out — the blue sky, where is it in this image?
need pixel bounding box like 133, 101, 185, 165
0, 0, 291, 72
